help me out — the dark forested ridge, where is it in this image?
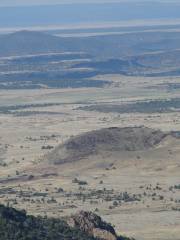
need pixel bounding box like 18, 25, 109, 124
0, 204, 132, 240
0, 204, 98, 240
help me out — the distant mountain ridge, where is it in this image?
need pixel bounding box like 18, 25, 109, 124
2, 30, 180, 59
1, 30, 180, 89
0, 31, 70, 57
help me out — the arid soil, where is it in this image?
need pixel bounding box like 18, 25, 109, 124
0, 74, 179, 240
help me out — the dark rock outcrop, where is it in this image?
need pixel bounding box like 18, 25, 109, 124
67, 211, 118, 240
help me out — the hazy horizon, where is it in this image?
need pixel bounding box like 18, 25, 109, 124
0, 1, 180, 29
1, 0, 179, 7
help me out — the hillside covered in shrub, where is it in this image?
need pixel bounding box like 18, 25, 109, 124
0, 204, 132, 240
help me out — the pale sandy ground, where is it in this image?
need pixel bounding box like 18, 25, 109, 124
0, 74, 179, 240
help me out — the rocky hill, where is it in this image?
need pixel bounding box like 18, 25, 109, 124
47, 126, 167, 164
67, 211, 132, 240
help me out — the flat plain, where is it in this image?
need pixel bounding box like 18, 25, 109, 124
0, 73, 179, 240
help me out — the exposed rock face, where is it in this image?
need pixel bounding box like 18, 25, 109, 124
67, 211, 117, 240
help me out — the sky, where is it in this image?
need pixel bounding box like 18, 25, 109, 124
0, 0, 179, 7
